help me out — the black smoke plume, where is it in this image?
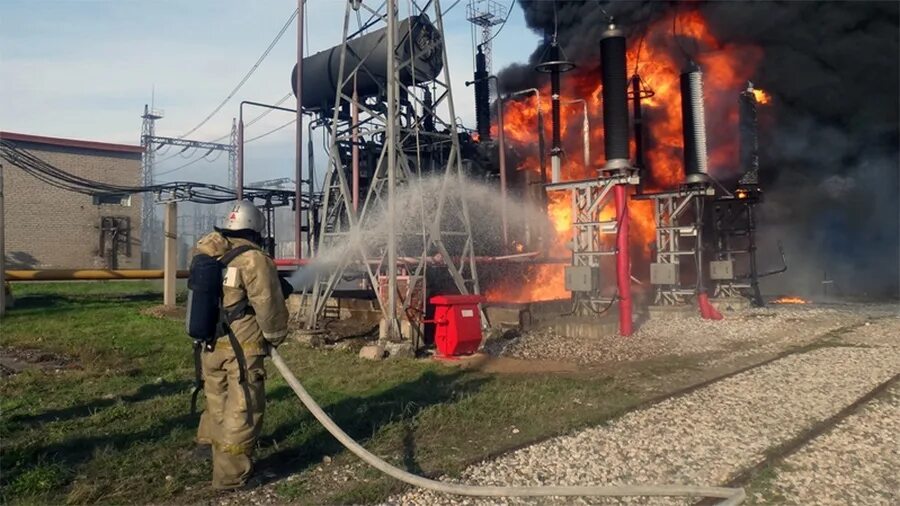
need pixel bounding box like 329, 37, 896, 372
497, 0, 899, 299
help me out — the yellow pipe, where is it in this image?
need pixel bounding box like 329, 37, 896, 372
5, 270, 190, 281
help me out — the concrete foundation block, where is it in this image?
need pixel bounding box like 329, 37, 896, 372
358, 344, 386, 361
542, 319, 619, 339
485, 306, 524, 329
711, 296, 751, 312
383, 341, 415, 359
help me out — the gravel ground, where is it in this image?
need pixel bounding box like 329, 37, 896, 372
485, 303, 897, 366
387, 324, 900, 505
757, 383, 900, 505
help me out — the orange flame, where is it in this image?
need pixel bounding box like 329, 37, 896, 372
752, 88, 772, 104
487, 9, 765, 303
773, 296, 808, 304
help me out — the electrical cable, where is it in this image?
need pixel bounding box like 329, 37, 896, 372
245, 118, 297, 144
178, 7, 300, 139
270, 348, 745, 504
156, 149, 224, 178
0, 140, 297, 206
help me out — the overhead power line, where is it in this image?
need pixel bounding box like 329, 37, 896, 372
246, 118, 296, 144
178, 8, 299, 139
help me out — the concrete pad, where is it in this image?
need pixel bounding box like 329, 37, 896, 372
543, 319, 620, 339
646, 304, 697, 320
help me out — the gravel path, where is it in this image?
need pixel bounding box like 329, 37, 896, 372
387, 324, 900, 505
751, 316, 900, 505
757, 383, 900, 505
486, 304, 896, 366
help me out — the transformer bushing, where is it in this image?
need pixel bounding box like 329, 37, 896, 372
680, 63, 711, 185
535, 38, 574, 183
600, 24, 630, 170
473, 46, 491, 142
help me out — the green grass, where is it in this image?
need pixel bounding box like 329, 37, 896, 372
1, 282, 684, 505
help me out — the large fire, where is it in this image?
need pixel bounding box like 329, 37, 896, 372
485, 9, 767, 303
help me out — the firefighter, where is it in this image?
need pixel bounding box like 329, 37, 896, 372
194, 200, 289, 490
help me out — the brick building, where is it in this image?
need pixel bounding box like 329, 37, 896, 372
1, 131, 143, 269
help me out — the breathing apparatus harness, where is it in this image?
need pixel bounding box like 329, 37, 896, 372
185, 244, 257, 415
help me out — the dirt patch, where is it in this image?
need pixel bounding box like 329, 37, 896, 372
434, 352, 582, 375
0, 346, 81, 376
141, 304, 186, 321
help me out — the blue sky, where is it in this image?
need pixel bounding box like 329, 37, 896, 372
0, 0, 538, 185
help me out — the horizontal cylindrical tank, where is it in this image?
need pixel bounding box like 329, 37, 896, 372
292, 15, 443, 111
680, 64, 710, 184
600, 24, 630, 168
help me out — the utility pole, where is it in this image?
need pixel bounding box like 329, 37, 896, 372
0, 163, 6, 318
385, 0, 399, 339
296, 0, 305, 262
163, 201, 178, 307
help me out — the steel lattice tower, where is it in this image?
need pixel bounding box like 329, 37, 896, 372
305, 0, 481, 342
140, 104, 163, 266
466, 0, 507, 89
228, 118, 238, 190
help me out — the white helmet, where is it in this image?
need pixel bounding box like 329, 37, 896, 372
221, 200, 265, 233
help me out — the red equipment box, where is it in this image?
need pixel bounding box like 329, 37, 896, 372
429, 294, 485, 357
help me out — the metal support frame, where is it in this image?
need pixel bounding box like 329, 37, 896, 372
228, 118, 238, 190
711, 189, 764, 305
305, 0, 480, 341
466, 0, 507, 98
546, 170, 639, 315
140, 114, 237, 266
640, 185, 715, 305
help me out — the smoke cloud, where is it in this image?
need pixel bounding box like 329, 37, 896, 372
497, 0, 899, 298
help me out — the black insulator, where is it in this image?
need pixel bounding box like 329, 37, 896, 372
474, 47, 491, 141
600, 25, 630, 167
631, 75, 645, 169
680, 65, 709, 183
738, 84, 759, 185
549, 42, 562, 155
423, 87, 435, 132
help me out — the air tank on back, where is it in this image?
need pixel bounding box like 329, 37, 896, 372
291, 15, 443, 111
680, 63, 711, 185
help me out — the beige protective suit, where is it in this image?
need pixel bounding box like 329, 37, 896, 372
194, 231, 289, 489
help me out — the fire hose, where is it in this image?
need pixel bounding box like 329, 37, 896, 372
269, 348, 746, 504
